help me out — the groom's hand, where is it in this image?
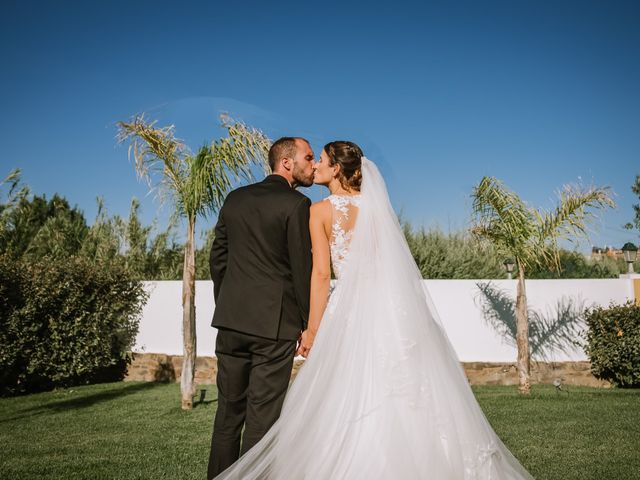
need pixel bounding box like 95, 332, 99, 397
296, 330, 315, 358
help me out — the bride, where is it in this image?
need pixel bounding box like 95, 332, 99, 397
214, 141, 534, 479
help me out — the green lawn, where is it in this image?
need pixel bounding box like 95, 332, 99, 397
0, 383, 638, 479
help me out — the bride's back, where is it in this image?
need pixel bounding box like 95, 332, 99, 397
327, 194, 361, 278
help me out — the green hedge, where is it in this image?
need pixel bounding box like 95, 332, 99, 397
584, 301, 640, 388
0, 255, 148, 396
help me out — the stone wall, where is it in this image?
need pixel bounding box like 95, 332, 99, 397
125, 353, 610, 388
462, 361, 610, 387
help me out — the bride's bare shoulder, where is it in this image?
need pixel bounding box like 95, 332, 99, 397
310, 199, 332, 226
311, 199, 331, 214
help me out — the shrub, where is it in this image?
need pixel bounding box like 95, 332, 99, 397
584, 301, 640, 388
403, 224, 504, 279
0, 255, 148, 396
528, 249, 621, 279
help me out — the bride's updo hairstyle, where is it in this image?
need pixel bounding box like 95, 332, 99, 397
323, 141, 363, 192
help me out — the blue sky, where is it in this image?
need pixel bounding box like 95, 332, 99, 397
1, 0, 639, 250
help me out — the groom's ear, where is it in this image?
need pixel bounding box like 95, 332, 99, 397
281, 156, 293, 171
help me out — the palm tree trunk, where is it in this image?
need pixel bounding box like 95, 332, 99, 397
180, 217, 197, 410
515, 262, 531, 395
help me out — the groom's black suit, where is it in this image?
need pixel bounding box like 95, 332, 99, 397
207, 174, 312, 478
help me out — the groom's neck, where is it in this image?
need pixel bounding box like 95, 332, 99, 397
271, 171, 294, 188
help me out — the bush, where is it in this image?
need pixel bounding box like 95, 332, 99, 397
0, 255, 148, 396
584, 301, 640, 388
528, 250, 621, 279
403, 224, 504, 279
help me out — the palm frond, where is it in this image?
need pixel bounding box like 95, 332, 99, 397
535, 184, 615, 268
117, 113, 270, 222
220, 114, 271, 173
116, 114, 188, 205
471, 176, 537, 265
176, 116, 271, 219
195, 115, 270, 216
537, 184, 615, 241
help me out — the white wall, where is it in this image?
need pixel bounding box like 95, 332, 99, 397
133, 279, 634, 362
425, 279, 632, 361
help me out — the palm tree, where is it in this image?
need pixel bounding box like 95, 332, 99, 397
117, 114, 270, 409
470, 177, 614, 394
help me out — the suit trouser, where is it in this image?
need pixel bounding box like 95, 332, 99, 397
207, 329, 296, 479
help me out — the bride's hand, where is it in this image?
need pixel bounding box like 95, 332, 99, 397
296, 329, 315, 358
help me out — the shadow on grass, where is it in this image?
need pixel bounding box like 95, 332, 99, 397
194, 387, 217, 408
0, 382, 162, 424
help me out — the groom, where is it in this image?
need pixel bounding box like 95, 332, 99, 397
207, 137, 315, 478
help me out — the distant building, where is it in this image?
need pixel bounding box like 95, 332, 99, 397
591, 246, 624, 260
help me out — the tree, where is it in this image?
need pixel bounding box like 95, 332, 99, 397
624, 174, 640, 233
527, 249, 621, 279
144, 218, 183, 280
470, 177, 614, 394
402, 223, 505, 279
79, 198, 126, 267
116, 114, 270, 409
195, 225, 216, 280
0, 169, 29, 225
0, 171, 88, 261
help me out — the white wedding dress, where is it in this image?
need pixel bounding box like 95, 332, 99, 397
215, 158, 533, 479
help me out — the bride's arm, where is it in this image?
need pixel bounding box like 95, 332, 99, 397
296, 201, 331, 357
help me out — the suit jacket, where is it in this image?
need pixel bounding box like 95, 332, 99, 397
209, 175, 313, 340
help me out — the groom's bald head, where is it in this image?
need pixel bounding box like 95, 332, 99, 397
268, 137, 309, 172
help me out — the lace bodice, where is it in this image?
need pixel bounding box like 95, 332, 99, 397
327, 194, 361, 278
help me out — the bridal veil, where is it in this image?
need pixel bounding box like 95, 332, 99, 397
215, 157, 533, 479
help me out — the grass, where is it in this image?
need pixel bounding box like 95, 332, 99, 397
0, 383, 638, 479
